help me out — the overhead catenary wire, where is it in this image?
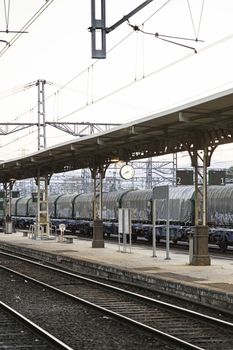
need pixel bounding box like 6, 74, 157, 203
141, 0, 173, 25
186, 0, 205, 40
0, 0, 230, 156
127, 0, 206, 53
40, 0, 174, 100
0, 81, 36, 101
1, 80, 54, 123
54, 29, 233, 124
47, 0, 203, 111
197, 0, 205, 38
127, 22, 199, 53
3, 1, 231, 129
186, 0, 197, 39
3, 0, 173, 125
3, 0, 10, 32
0, 0, 55, 57
3, 1, 231, 127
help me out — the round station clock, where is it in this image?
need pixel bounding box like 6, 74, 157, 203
119, 164, 135, 180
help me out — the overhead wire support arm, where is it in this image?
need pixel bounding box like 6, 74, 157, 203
127, 21, 202, 53
155, 35, 198, 53
47, 121, 121, 136
0, 122, 36, 135
0, 30, 28, 33
105, 0, 154, 33
0, 121, 120, 137
90, 0, 154, 59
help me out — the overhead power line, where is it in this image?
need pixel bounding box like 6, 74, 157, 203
127, 0, 205, 53
0, 0, 55, 58
127, 21, 201, 53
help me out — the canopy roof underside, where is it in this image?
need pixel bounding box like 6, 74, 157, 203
1, 87, 233, 181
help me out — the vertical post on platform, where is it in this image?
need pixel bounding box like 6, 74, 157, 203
165, 195, 170, 260
92, 171, 102, 221
3, 179, 15, 234
202, 147, 207, 226
118, 208, 132, 253
93, 176, 97, 220
173, 153, 177, 186
152, 199, 157, 257
153, 185, 170, 260
188, 147, 214, 266
194, 152, 199, 226
91, 163, 108, 248
99, 175, 103, 220
34, 169, 51, 239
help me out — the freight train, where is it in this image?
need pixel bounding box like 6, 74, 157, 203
10, 185, 233, 251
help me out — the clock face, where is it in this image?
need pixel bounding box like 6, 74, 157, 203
120, 164, 135, 180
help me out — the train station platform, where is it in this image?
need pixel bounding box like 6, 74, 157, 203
0, 231, 233, 314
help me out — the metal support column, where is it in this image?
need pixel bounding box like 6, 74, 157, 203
36, 79, 47, 150
188, 147, 215, 265
34, 170, 51, 239
3, 179, 15, 234
146, 157, 152, 189
173, 153, 178, 186
91, 0, 106, 59
90, 164, 108, 248
81, 168, 91, 193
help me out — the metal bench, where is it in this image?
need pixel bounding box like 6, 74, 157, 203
22, 231, 29, 237
63, 235, 77, 243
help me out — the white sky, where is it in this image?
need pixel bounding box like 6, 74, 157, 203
0, 0, 233, 169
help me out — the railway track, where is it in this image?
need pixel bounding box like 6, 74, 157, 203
0, 301, 73, 350
0, 251, 233, 349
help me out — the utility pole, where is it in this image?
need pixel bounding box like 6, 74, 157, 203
35, 79, 49, 238
90, 0, 154, 58
37, 79, 46, 150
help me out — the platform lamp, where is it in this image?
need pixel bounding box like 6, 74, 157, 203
110, 156, 120, 163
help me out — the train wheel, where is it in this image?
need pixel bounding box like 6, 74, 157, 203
219, 240, 228, 252
126, 234, 137, 243
83, 226, 90, 236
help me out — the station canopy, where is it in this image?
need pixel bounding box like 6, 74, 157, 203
1, 86, 233, 182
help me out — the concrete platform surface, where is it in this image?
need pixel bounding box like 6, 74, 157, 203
0, 232, 232, 291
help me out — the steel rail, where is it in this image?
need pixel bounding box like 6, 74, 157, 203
0, 264, 203, 350
1, 250, 233, 331
0, 301, 74, 350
